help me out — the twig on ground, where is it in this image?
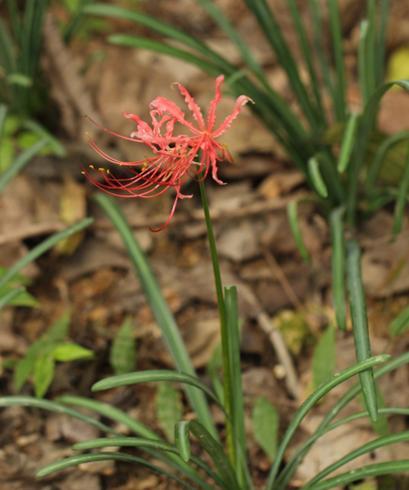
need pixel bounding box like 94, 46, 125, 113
238, 283, 300, 399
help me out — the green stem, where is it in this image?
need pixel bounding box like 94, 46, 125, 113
198, 180, 236, 469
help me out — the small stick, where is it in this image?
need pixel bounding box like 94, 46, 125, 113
238, 284, 300, 399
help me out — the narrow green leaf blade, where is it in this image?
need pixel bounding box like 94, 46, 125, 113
346, 240, 378, 422
73, 436, 174, 453
287, 200, 310, 262
338, 113, 360, 173
330, 208, 347, 331
92, 369, 221, 407
175, 420, 192, 463
392, 142, 409, 236
59, 395, 159, 440
36, 452, 192, 488
0, 396, 113, 433
308, 157, 328, 198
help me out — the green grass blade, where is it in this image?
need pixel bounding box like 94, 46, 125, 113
0, 138, 48, 192
59, 395, 159, 440
392, 142, 409, 236
265, 355, 390, 489
316, 151, 345, 204
37, 452, 192, 487
94, 194, 216, 437
365, 0, 377, 96
358, 20, 371, 105
225, 286, 251, 488
109, 35, 220, 75
287, 200, 310, 263
175, 421, 192, 463
287, 0, 324, 117
328, 0, 347, 120
377, 0, 390, 83
276, 353, 409, 489
307, 460, 409, 490
0, 218, 93, 290
74, 436, 174, 458
92, 369, 221, 408
338, 113, 360, 173
346, 240, 379, 421
0, 18, 15, 74
0, 104, 7, 140
196, 0, 263, 77
308, 0, 337, 114
308, 157, 328, 198
305, 431, 409, 488
330, 208, 347, 331
243, 0, 320, 127
0, 396, 113, 433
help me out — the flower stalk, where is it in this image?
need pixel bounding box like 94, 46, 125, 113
198, 179, 236, 468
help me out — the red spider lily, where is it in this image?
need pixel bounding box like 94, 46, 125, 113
84, 75, 251, 230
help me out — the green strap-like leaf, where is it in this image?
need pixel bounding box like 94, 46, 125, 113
287, 200, 310, 263
346, 240, 378, 421
392, 142, 409, 236
36, 452, 192, 488
59, 394, 159, 440
330, 208, 346, 331
328, 0, 347, 121
337, 113, 360, 173
0, 396, 113, 433
92, 369, 221, 408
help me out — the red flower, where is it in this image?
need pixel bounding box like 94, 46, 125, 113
84, 75, 251, 230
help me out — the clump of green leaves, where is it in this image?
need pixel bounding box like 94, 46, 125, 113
13, 312, 94, 397
0, 1, 48, 115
